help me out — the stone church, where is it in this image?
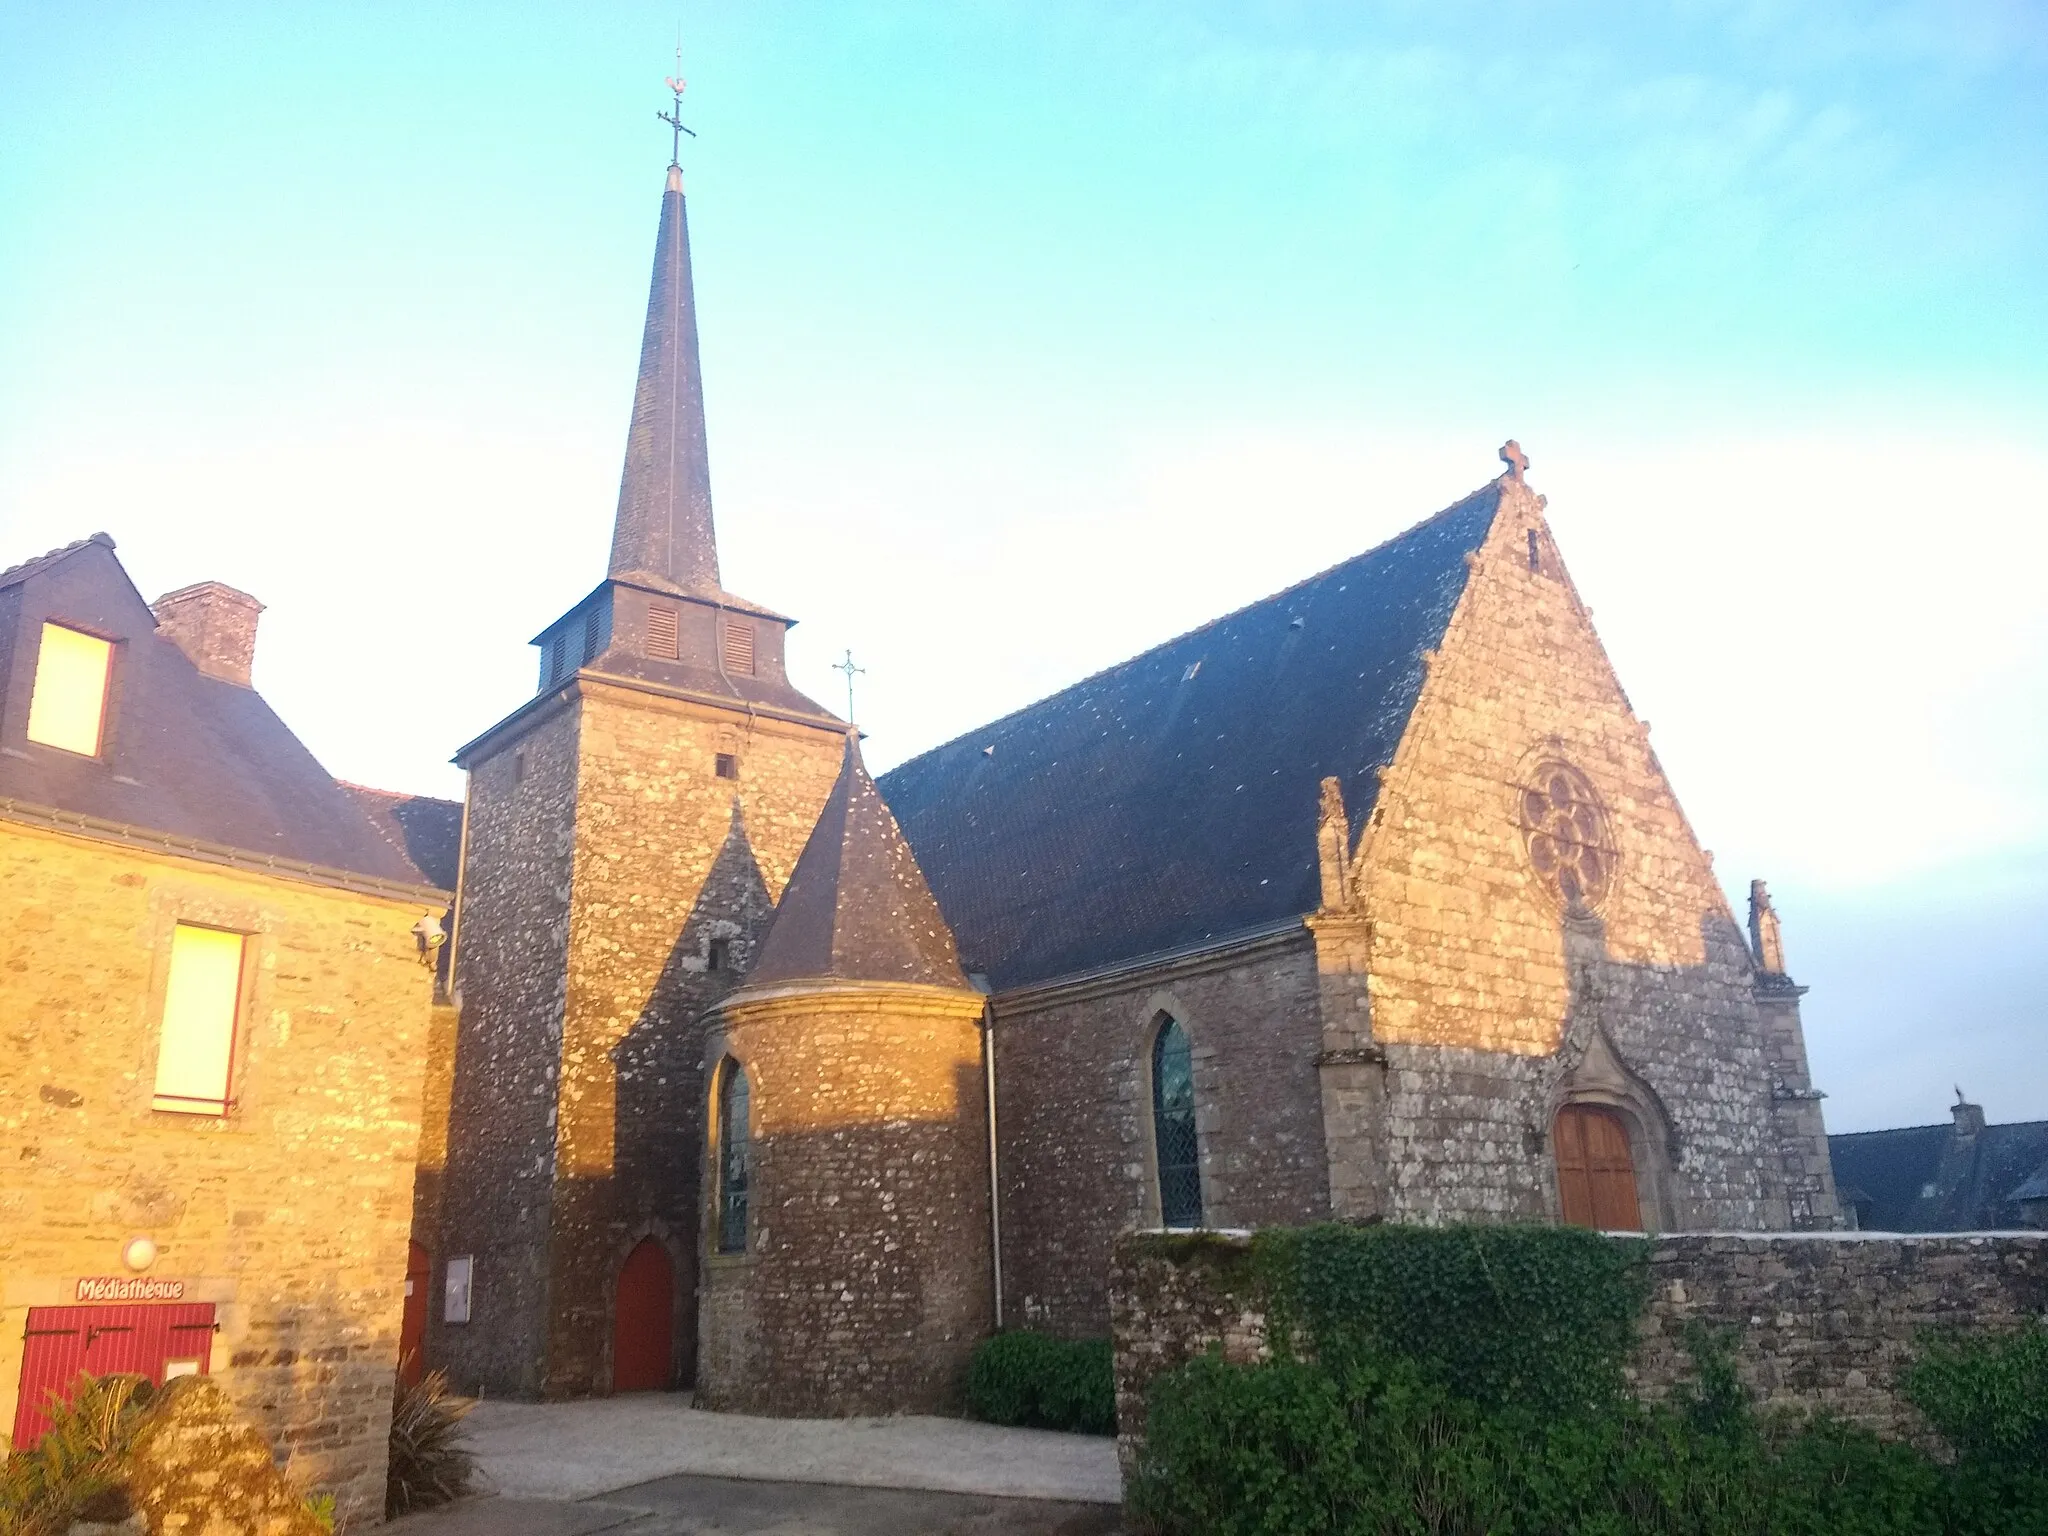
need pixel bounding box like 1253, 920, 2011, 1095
417, 150, 1840, 1414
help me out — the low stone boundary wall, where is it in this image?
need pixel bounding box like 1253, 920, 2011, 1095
1109, 1230, 2048, 1476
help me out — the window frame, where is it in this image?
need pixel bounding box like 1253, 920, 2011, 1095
149, 921, 251, 1117
712, 1059, 752, 1256
24, 620, 116, 758
1150, 1015, 1204, 1230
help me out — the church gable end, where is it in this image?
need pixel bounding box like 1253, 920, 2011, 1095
1335, 460, 1796, 1229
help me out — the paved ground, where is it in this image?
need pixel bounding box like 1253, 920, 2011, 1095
387, 1473, 1123, 1535
456, 1395, 1122, 1505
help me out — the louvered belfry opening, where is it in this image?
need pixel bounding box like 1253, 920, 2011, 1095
1152, 1017, 1203, 1228
1554, 1104, 1643, 1231
722, 620, 756, 676
646, 604, 680, 660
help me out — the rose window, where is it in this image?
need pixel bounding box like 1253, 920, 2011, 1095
1519, 761, 1613, 913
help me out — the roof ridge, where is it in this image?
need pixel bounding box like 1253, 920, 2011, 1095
337, 779, 463, 810
0, 531, 115, 589
882, 481, 1502, 773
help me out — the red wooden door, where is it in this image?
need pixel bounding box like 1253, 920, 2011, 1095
13, 1303, 215, 1449
399, 1240, 431, 1386
1554, 1105, 1643, 1231
612, 1240, 674, 1393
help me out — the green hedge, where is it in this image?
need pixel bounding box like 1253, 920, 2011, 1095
1125, 1224, 2048, 1536
967, 1331, 1115, 1436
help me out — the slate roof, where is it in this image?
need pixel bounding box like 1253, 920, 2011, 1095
746, 734, 971, 992
0, 537, 445, 894
1830, 1112, 2048, 1232
608, 164, 720, 596
878, 483, 1503, 990
343, 784, 464, 892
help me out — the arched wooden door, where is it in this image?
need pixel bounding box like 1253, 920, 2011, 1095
612, 1239, 674, 1393
1554, 1105, 1643, 1231
398, 1241, 430, 1386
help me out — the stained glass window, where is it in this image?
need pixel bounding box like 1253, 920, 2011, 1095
1518, 760, 1614, 913
1152, 1019, 1203, 1229
717, 1062, 750, 1254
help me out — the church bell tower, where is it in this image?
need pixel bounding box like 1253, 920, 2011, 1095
429, 110, 850, 1398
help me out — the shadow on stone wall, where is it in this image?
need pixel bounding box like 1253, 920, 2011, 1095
542, 802, 775, 1398
220, 1282, 400, 1527
706, 1055, 993, 1417
1373, 906, 1803, 1232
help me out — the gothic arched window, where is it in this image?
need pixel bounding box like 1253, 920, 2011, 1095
1151, 1018, 1203, 1229
715, 1061, 751, 1254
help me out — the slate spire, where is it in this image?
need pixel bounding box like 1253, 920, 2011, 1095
746, 734, 970, 991
607, 163, 721, 594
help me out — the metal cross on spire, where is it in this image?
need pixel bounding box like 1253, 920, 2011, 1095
658, 45, 697, 169
832, 649, 867, 723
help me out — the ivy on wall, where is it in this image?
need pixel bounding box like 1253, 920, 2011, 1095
1256, 1223, 1652, 1414
1126, 1224, 2048, 1536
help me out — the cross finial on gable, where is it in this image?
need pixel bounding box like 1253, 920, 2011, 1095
1499, 440, 1530, 483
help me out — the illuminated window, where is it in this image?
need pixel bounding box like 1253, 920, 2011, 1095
1152, 1017, 1203, 1228
716, 1061, 751, 1253
151, 924, 246, 1114
25, 623, 112, 756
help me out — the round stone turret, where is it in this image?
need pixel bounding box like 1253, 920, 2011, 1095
696, 734, 991, 1415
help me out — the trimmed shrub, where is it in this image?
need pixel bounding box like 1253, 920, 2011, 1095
967, 1332, 1115, 1435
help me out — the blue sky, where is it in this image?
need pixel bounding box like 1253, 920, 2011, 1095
2, 2, 2043, 1133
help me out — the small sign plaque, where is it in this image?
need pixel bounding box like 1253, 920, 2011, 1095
75, 1276, 187, 1302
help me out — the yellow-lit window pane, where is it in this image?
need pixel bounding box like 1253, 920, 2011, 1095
25, 623, 112, 755
152, 924, 246, 1114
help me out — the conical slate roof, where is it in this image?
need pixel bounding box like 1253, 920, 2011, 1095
608, 165, 720, 595
746, 735, 971, 992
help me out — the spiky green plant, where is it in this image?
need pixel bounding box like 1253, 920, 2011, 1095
0, 1373, 153, 1536
383, 1366, 475, 1518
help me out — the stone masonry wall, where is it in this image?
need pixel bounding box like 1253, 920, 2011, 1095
1633, 1234, 2048, 1441
1321, 476, 1809, 1229
433, 700, 581, 1397
699, 986, 992, 1416
1108, 1230, 2048, 1477
1, 819, 440, 1523
544, 683, 844, 1397
991, 932, 1328, 1339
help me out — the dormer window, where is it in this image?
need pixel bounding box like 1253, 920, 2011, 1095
26, 622, 113, 756
722, 621, 755, 676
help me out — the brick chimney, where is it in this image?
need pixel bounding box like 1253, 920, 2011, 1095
152, 582, 264, 687
1952, 1090, 1987, 1139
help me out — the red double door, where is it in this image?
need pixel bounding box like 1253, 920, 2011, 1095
13, 1303, 216, 1449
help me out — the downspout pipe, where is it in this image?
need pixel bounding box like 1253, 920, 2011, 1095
970, 971, 1003, 1331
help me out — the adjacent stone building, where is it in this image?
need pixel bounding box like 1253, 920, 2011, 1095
419, 141, 1841, 1408
1831, 1094, 2048, 1231
0, 534, 451, 1518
